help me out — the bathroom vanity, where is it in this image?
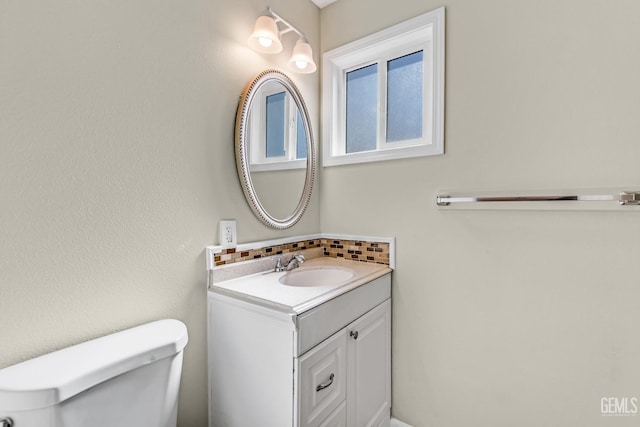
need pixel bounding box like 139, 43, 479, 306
207, 257, 391, 427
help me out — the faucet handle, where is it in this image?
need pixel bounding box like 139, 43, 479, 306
275, 258, 285, 272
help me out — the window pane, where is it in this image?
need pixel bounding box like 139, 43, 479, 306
296, 108, 307, 159
346, 64, 378, 153
265, 92, 286, 158
386, 50, 423, 143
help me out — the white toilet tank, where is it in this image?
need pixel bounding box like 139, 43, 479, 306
0, 319, 188, 427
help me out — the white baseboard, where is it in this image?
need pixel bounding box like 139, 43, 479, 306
391, 417, 413, 427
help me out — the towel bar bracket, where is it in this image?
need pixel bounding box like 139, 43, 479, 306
620, 192, 640, 205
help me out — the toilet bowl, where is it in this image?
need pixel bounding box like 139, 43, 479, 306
0, 319, 188, 427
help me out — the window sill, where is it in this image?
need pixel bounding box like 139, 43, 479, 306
322, 143, 443, 167
250, 159, 307, 172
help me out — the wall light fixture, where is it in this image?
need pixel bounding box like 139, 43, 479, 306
248, 7, 317, 74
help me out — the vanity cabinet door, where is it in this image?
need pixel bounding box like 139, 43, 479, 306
346, 299, 391, 427
297, 329, 347, 427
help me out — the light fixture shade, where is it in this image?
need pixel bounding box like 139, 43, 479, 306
248, 15, 283, 54
287, 39, 317, 74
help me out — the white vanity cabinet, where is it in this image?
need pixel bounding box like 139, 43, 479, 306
297, 299, 391, 427
207, 272, 391, 427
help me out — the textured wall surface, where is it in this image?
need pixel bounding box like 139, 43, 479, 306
320, 1, 640, 426
0, 0, 319, 425
4, 0, 640, 425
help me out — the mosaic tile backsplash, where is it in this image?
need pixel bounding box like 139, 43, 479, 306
213, 238, 390, 267
321, 239, 389, 265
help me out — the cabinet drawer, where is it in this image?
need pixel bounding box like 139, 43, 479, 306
319, 401, 346, 427
297, 330, 347, 427
296, 274, 391, 356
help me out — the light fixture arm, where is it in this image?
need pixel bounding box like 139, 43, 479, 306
248, 7, 316, 73
267, 7, 306, 40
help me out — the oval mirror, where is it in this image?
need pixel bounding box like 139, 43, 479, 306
235, 69, 316, 229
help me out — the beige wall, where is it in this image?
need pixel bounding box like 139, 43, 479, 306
3, 0, 640, 426
321, 0, 640, 426
0, 0, 319, 425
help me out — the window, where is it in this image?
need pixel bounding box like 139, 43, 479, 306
249, 82, 307, 172
346, 63, 378, 153
386, 51, 424, 143
265, 92, 287, 158
322, 7, 445, 166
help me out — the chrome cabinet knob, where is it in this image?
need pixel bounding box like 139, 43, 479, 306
350, 330, 359, 340
0, 417, 14, 427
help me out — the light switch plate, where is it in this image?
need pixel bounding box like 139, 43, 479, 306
219, 220, 237, 248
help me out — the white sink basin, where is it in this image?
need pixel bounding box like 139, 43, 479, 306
279, 267, 354, 287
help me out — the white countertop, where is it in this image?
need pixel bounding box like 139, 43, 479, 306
209, 257, 391, 314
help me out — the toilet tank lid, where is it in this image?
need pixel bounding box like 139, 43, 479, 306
0, 319, 188, 411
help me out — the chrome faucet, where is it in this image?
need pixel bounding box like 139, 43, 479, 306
275, 254, 305, 272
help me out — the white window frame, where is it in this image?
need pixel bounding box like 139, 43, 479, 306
322, 7, 445, 167
249, 83, 306, 172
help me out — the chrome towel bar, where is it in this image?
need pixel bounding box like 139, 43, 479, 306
436, 191, 640, 206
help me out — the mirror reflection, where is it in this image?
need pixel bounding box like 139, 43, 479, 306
251, 168, 306, 220
246, 81, 306, 218
247, 80, 307, 171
